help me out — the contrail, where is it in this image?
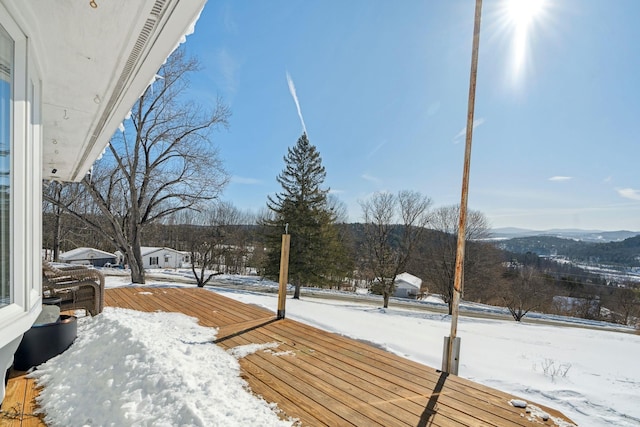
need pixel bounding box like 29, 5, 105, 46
286, 71, 307, 135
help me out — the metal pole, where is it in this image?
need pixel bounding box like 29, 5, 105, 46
444, 0, 483, 375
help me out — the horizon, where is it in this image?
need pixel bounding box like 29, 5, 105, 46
490, 226, 640, 233
181, 0, 640, 231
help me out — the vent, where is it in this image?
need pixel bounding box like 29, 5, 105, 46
150, 0, 166, 17
93, 15, 156, 136
122, 18, 156, 83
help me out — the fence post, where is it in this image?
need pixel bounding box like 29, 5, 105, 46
277, 227, 290, 319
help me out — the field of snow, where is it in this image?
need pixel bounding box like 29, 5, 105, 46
28, 272, 640, 426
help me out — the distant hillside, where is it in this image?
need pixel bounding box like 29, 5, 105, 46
496, 234, 640, 267
491, 227, 639, 243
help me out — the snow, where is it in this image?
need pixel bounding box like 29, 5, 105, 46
31, 308, 293, 427
26, 273, 640, 427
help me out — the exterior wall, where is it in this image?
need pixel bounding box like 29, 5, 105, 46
59, 248, 116, 267
393, 287, 411, 299
0, 0, 206, 404
0, 1, 43, 401
393, 282, 419, 299
64, 258, 115, 268
143, 249, 188, 269
393, 273, 422, 299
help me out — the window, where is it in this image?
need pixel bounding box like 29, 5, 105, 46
28, 77, 39, 294
150, 256, 159, 266
0, 23, 12, 307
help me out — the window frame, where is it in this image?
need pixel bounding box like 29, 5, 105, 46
0, 19, 13, 309
0, 4, 43, 346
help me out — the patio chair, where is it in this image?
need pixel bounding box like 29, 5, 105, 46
42, 261, 105, 316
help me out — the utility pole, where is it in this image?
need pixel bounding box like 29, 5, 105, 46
443, 0, 483, 375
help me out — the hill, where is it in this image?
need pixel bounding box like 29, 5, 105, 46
491, 227, 640, 242
496, 234, 640, 267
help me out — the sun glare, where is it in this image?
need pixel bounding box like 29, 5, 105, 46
506, 0, 545, 28
501, 0, 548, 87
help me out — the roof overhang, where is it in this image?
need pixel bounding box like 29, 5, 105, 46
3, 0, 207, 181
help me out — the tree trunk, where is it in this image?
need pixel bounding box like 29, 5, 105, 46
130, 261, 144, 284
50, 183, 63, 262
128, 234, 145, 283
383, 292, 390, 308
293, 283, 301, 299
53, 206, 61, 262
126, 197, 146, 283
192, 263, 206, 287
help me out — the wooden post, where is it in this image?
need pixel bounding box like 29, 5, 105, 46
277, 230, 291, 319
443, 0, 483, 375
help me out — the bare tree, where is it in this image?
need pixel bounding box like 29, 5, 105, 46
42, 180, 110, 259
42, 182, 64, 261
361, 191, 432, 308
327, 194, 349, 224
43, 49, 230, 283
502, 265, 550, 321
613, 287, 639, 325
186, 201, 257, 287
42, 181, 69, 261
425, 205, 492, 314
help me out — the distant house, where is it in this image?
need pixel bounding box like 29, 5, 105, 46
141, 247, 190, 269
393, 272, 423, 299
59, 247, 117, 267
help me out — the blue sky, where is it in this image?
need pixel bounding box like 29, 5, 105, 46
184, 0, 639, 231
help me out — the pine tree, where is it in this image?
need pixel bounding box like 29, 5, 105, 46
263, 133, 349, 298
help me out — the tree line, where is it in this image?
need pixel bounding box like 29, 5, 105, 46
498, 235, 640, 267
42, 48, 639, 327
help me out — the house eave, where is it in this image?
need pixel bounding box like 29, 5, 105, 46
3, 0, 207, 182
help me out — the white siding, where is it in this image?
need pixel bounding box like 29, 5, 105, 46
0, 2, 43, 400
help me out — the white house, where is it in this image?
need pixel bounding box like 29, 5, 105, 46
141, 247, 190, 269
59, 247, 117, 267
393, 272, 423, 299
0, 0, 207, 403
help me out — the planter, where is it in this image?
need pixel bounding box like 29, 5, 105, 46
13, 315, 77, 371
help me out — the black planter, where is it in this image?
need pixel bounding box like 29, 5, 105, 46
13, 315, 77, 371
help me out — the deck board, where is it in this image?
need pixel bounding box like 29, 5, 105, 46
2, 286, 575, 426
1, 370, 45, 427
215, 312, 530, 427
264, 319, 532, 424
225, 319, 518, 426
105, 287, 575, 426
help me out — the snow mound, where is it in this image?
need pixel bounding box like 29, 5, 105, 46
30, 308, 293, 426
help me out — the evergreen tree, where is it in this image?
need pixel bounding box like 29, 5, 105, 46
263, 133, 349, 298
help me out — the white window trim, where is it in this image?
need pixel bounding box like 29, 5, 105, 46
0, 3, 42, 349
27, 56, 42, 304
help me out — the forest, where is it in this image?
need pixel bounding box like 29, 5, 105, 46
43, 210, 640, 326
497, 235, 640, 267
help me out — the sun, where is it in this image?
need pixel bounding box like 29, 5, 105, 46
505, 0, 546, 28
501, 0, 549, 86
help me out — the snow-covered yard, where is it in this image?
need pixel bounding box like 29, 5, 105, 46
28, 273, 640, 426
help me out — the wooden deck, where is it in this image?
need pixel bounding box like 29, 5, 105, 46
2, 286, 576, 426
1, 370, 45, 427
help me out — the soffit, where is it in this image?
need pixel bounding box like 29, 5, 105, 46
4, 0, 206, 181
